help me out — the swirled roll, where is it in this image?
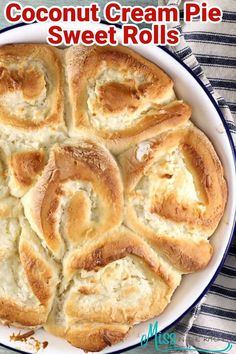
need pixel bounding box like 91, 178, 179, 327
66, 45, 191, 153
0, 44, 65, 142
45, 226, 181, 352
22, 139, 124, 259
119, 123, 227, 273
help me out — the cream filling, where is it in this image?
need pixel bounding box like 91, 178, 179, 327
133, 148, 207, 239
70, 257, 153, 313
0, 62, 49, 122
87, 67, 175, 132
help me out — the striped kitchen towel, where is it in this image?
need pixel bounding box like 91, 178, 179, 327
162, 0, 236, 353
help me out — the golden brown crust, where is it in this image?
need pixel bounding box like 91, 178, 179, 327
63, 326, 128, 352
0, 44, 65, 134
45, 226, 181, 351
63, 228, 180, 324
0, 66, 45, 100
0, 299, 45, 327
119, 124, 227, 273
19, 240, 56, 306
10, 150, 45, 188
45, 321, 129, 352
65, 227, 179, 289
153, 236, 213, 273
66, 45, 191, 153
150, 130, 227, 231
22, 140, 124, 259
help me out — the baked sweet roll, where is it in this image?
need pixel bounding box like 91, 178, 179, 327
22, 139, 123, 259
0, 42, 228, 353
0, 44, 65, 142
66, 45, 192, 153
119, 122, 227, 273
45, 227, 181, 352
0, 202, 59, 328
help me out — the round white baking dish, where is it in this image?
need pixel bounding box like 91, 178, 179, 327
0, 21, 235, 354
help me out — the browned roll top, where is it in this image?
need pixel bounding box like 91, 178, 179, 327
66, 45, 191, 153
119, 124, 227, 273
23, 140, 124, 259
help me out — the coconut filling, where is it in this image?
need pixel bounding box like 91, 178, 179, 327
52, 256, 161, 327
86, 66, 175, 132
133, 146, 207, 239
0, 61, 50, 122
